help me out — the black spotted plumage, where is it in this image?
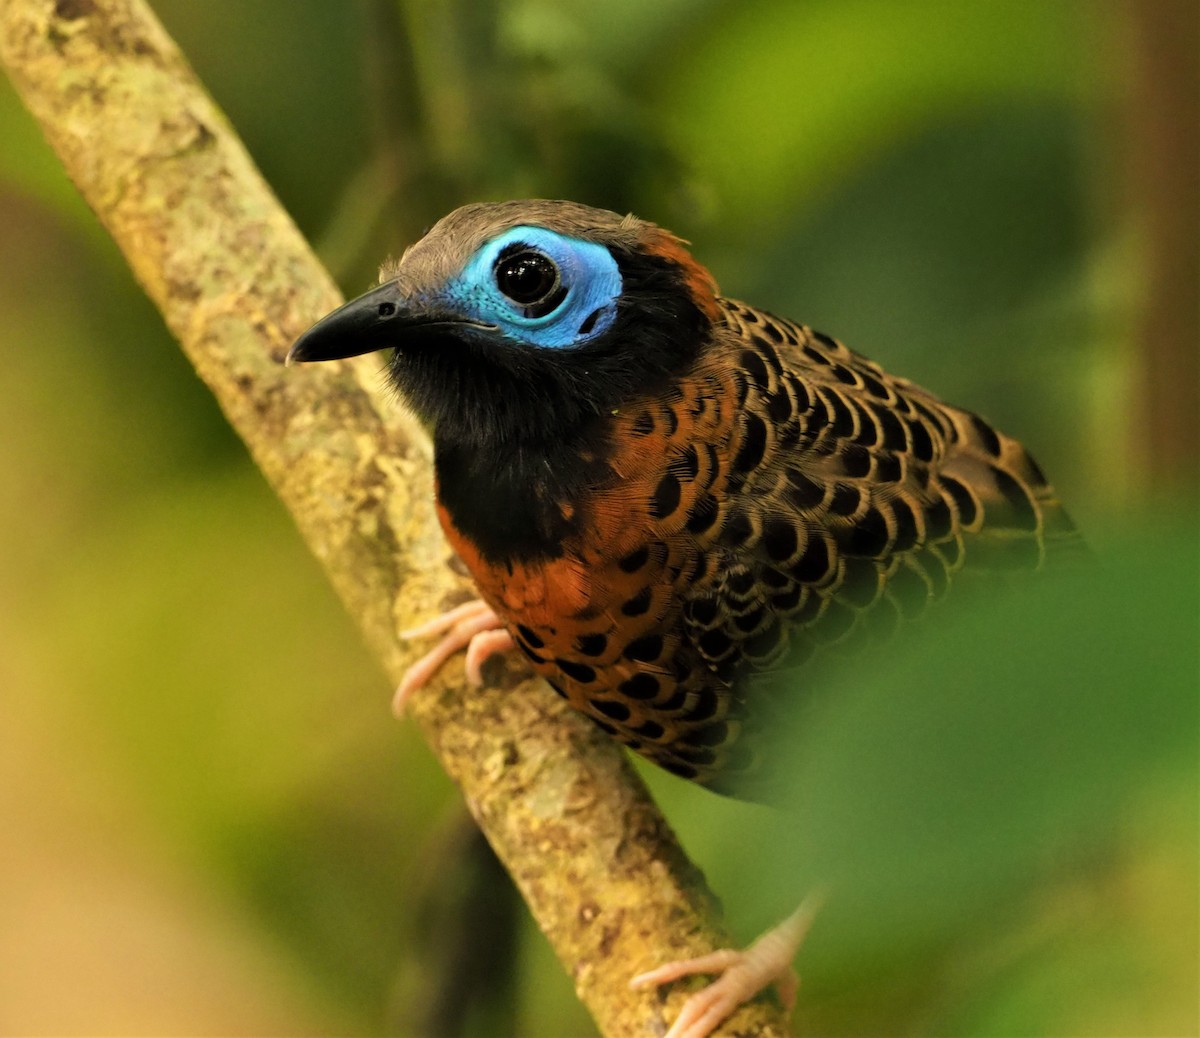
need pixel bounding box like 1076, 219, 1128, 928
289, 199, 1085, 800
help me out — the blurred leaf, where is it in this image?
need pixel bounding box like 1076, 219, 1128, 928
655, 0, 1105, 231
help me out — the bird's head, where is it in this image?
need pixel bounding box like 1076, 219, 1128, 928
288, 200, 720, 448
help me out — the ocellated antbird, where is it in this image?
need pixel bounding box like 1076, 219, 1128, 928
289, 200, 1082, 1038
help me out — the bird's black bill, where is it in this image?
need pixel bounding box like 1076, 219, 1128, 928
287, 281, 409, 364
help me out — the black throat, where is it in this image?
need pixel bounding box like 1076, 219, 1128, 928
434, 429, 607, 562
396, 243, 714, 563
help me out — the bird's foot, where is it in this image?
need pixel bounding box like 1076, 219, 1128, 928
394, 599, 515, 715
630, 894, 822, 1038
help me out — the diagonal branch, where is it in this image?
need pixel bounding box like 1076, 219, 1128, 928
0, 1, 787, 1035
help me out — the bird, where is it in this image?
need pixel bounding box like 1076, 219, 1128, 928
288, 199, 1082, 1038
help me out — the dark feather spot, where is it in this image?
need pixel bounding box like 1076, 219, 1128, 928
516, 624, 544, 649
685, 686, 720, 721
804, 393, 829, 433
971, 413, 1003, 457
908, 419, 935, 462
728, 568, 756, 595
925, 496, 953, 540
873, 404, 909, 451
941, 477, 978, 527
619, 674, 660, 699
593, 698, 631, 722
853, 403, 879, 446
913, 398, 951, 438
516, 641, 543, 663
663, 760, 698, 780
689, 552, 709, 583
556, 658, 597, 683
686, 495, 719, 534
992, 466, 1040, 530
720, 510, 755, 548
631, 410, 654, 436
767, 388, 793, 424
621, 586, 653, 617
762, 518, 800, 561
623, 634, 664, 662
734, 606, 766, 633
890, 497, 920, 553
845, 507, 890, 557
840, 445, 872, 478
660, 683, 688, 711
741, 349, 770, 390
875, 454, 902, 483
812, 330, 839, 351
787, 376, 811, 412
633, 719, 665, 740
618, 545, 650, 573
861, 371, 889, 399
827, 391, 857, 438
698, 628, 734, 660
832, 363, 861, 388
829, 483, 861, 516
761, 566, 791, 589
576, 633, 607, 657
651, 472, 682, 520
792, 535, 832, 582
783, 468, 825, 509
590, 717, 618, 735
685, 720, 729, 747
662, 407, 679, 437
676, 745, 718, 767
686, 598, 719, 626
771, 584, 804, 611
733, 413, 768, 474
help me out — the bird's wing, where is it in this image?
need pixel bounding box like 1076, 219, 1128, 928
677, 299, 1083, 699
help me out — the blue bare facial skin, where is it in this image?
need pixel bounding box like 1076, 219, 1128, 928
441, 226, 622, 349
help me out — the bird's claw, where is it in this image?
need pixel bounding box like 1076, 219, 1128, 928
630, 894, 822, 1038
394, 599, 514, 714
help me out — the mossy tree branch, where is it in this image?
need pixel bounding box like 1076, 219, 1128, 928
0, 1, 788, 1034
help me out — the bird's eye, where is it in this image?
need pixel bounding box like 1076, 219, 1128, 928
494, 248, 566, 317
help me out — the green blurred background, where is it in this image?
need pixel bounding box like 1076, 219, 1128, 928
1, 1, 1196, 1035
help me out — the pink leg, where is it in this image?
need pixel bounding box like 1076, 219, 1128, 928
394, 600, 515, 715
629, 894, 823, 1038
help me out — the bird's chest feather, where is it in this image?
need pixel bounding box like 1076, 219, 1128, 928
431, 356, 752, 776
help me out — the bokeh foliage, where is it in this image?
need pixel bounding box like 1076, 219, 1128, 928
1, 0, 1194, 1035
